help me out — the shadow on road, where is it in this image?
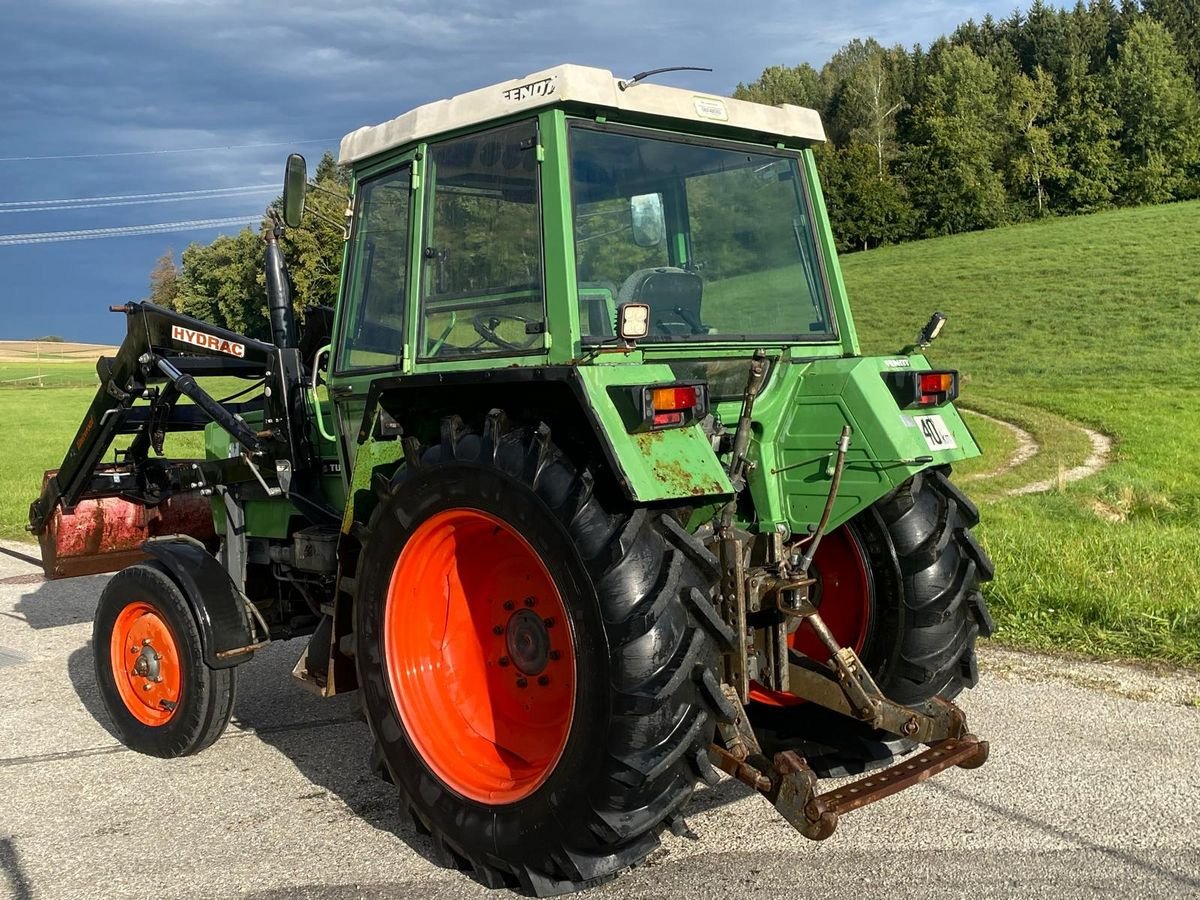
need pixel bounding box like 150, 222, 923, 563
12, 573, 106, 630
64, 628, 457, 884
0, 836, 33, 900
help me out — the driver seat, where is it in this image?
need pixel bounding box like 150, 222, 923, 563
617, 267, 705, 336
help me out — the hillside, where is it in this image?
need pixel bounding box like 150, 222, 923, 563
844, 200, 1200, 663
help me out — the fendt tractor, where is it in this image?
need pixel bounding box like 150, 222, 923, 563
31, 66, 994, 895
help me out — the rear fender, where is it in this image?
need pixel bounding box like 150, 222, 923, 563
747, 355, 982, 536
358, 367, 734, 506
142, 536, 255, 670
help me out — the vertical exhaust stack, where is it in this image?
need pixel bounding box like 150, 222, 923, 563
264, 221, 298, 350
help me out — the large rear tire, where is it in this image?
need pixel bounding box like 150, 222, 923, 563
354, 414, 729, 896
750, 466, 994, 774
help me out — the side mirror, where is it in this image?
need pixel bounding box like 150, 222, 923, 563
630, 193, 666, 247
282, 153, 308, 228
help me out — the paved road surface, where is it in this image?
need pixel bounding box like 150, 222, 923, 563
2, 540, 1198, 900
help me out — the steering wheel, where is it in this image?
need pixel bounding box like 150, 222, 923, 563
472, 313, 539, 351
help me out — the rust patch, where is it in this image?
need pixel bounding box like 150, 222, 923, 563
633, 431, 725, 497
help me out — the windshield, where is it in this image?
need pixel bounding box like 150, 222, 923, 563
569, 124, 833, 343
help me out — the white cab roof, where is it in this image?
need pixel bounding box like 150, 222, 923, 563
339, 64, 826, 166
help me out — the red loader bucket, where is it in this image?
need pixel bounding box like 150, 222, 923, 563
37, 470, 216, 580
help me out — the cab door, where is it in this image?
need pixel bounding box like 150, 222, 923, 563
326, 152, 420, 480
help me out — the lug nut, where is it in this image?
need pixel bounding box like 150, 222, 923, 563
142, 638, 152, 646
524, 597, 536, 607
549, 650, 561, 661
516, 678, 528, 689
503, 600, 515, 611
493, 625, 504, 635
130, 646, 139, 654
538, 675, 550, 686
498, 657, 510, 667
142, 683, 153, 692
543, 617, 555, 628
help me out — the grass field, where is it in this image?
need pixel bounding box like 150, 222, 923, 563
843, 200, 1200, 665
3, 201, 1197, 665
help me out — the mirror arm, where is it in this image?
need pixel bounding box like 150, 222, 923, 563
303, 207, 352, 241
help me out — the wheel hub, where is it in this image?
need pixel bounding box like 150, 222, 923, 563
505, 608, 550, 676
131, 640, 164, 683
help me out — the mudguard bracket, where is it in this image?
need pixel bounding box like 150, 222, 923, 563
142, 536, 258, 669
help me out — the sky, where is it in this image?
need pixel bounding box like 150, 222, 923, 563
1, 0, 1006, 344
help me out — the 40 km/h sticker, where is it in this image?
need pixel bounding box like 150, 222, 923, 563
915, 414, 958, 451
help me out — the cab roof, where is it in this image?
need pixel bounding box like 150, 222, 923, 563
338, 64, 827, 166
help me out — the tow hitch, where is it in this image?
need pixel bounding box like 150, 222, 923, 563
710, 677, 988, 840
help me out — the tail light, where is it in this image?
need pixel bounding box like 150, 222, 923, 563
883, 370, 959, 409
635, 382, 707, 431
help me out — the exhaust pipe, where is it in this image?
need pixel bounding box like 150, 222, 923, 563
264, 221, 297, 350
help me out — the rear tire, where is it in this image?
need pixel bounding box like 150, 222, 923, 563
93, 561, 237, 758
354, 414, 728, 896
750, 466, 994, 773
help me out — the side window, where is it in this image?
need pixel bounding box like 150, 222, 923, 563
420, 121, 545, 358
336, 166, 411, 371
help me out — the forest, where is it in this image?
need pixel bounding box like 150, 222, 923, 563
734, 0, 1199, 251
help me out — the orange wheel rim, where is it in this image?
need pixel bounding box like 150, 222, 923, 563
109, 601, 182, 726
384, 508, 576, 804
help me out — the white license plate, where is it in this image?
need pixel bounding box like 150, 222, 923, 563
914, 415, 958, 451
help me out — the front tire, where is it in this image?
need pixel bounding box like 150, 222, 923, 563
354, 415, 728, 896
93, 561, 237, 757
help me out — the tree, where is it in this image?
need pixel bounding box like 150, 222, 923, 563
733, 64, 821, 108
174, 229, 268, 338
147, 250, 179, 309
1143, 0, 1200, 91
904, 44, 1009, 234
821, 141, 915, 251
150, 152, 351, 337
1002, 67, 1067, 215
819, 40, 908, 174
1108, 18, 1200, 203
1051, 62, 1123, 210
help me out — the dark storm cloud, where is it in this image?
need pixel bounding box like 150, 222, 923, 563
1, 0, 995, 342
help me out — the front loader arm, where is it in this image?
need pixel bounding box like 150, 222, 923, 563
28, 302, 282, 536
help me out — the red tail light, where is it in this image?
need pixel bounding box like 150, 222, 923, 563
883, 369, 959, 409
636, 382, 707, 431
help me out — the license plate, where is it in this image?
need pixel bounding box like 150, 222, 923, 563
914, 415, 958, 451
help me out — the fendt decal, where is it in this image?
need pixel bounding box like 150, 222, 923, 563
171, 325, 246, 358
503, 77, 555, 102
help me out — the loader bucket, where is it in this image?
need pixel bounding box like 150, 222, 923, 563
37, 470, 216, 580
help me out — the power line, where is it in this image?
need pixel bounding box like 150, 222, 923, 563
0, 186, 279, 215
0, 183, 278, 208
0, 137, 335, 163
0, 215, 264, 246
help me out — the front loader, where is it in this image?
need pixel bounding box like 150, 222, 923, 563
31, 65, 993, 895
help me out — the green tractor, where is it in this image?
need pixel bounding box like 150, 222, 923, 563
31, 65, 993, 895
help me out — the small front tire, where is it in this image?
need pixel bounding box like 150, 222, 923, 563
93, 561, 237, 758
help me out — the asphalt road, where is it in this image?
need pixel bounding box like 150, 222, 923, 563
2, 540, 1198, 900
